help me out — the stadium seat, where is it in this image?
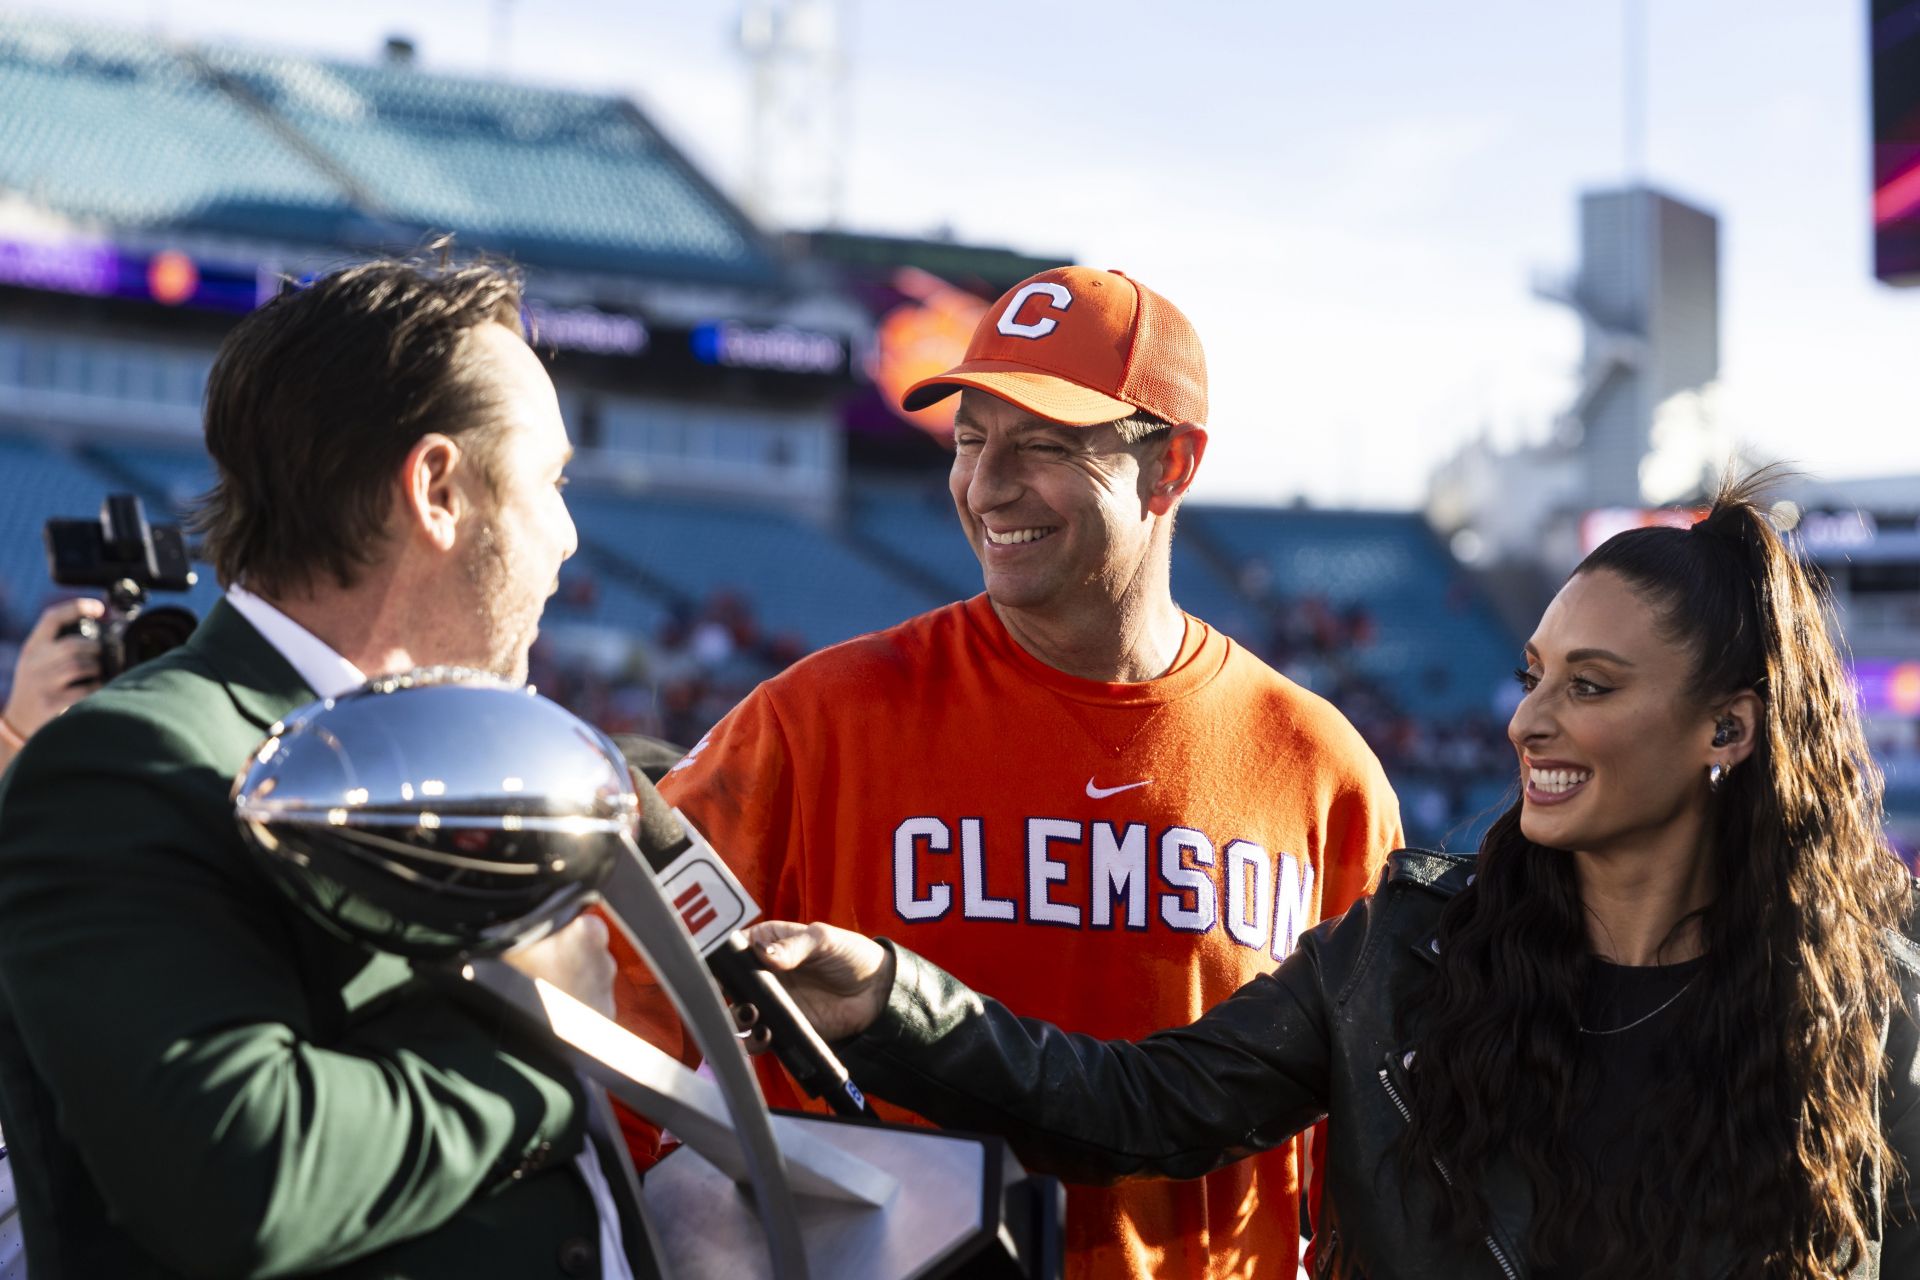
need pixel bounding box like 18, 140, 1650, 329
566, 485, 944, 650
0, 18, 351, 240
0, 14, 783, 280
1185, 507, 1517, 717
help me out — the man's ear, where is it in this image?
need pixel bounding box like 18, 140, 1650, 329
400, 433, 464, 552
1146, 424, 1208, 516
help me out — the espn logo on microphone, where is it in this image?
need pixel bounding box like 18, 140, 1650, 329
673, 881, 721, 935
657, 808, 758, 954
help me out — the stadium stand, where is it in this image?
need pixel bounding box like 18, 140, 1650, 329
0, 12, 1525, 848
0, 20, 351, 243
0, 433, 223, 626
1187, 506, 1518, 718
845, 484, 980, 600
563, 484, 944, 650
78, 439, 213, 512
0, 429, 1523, 847
0, 435, 113, 632
196, 47, 776, 280
0, 14, 778, 280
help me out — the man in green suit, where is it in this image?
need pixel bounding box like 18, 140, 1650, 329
0, 256, 633, 1277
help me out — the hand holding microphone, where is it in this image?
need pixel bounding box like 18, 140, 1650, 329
622, 774, 870, 1118
741, 921, 894, 1045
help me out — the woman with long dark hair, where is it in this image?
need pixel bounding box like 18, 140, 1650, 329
746, 472, 1920, 1279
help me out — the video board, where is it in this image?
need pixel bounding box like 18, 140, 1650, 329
1874, 0, 1920, 283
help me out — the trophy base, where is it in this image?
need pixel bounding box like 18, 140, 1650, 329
642, 1109, 1062, 1279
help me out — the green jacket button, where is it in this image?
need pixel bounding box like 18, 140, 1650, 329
558, 1236, 598, 1276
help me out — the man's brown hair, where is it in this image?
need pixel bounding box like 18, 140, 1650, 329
1112, 409, 1171, 447
191, 250, 525, 597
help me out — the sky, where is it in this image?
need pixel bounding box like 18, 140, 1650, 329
20, 0, 1920, 509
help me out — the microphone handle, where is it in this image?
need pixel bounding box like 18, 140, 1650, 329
707, 932, 869, 1119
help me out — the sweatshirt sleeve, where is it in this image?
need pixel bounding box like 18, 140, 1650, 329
1320, 750, 1402, 921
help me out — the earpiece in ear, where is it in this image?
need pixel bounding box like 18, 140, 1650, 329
1711, 716, 1736, 748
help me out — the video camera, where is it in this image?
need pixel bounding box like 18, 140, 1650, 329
43, 494, 199, 680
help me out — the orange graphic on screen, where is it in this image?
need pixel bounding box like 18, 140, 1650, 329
871, 267, 988, 438
1892, 663, 1920, 717
147, 250, 198, 306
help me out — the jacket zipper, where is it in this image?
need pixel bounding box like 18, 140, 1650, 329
1377, 1067, 1521, 1280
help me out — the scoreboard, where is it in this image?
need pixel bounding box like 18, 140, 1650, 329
1875, 0, 1920, 283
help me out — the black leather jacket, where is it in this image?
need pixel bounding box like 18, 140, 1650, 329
838, 849, 1920, 1279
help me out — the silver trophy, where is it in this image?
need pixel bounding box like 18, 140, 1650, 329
233, 669, 1058, 1280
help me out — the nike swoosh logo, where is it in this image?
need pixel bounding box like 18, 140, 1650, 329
1086, 777, 1152, 799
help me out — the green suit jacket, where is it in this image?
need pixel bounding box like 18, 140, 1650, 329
0, 601, 616, 1278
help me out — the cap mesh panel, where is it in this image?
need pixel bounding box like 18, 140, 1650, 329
1122, 286, 1208, 425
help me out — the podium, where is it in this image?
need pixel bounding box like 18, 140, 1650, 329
234, 672, 1061, 1279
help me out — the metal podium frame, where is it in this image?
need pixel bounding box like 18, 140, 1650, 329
449, 838, 1059, 1280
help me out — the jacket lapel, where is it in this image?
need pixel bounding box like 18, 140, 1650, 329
182, 598, 320, 733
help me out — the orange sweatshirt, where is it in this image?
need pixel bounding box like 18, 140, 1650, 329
620, 595, 1400, 1279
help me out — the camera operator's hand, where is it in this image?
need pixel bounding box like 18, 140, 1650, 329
504, 911, 618, 1019
1, 598, 106, 767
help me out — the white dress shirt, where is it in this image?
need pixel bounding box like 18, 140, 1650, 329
226, 587, 636, 1280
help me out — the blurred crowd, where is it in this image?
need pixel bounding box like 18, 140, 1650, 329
523, 559, 1521, 847
1249, 591, 1516, 847
531, 574, 806, 752
7, 568, 1916, 870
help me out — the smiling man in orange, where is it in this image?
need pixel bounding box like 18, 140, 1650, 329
629, 266, 1402, 1279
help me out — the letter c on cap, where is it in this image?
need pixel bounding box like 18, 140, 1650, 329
996, 282, 1072, 340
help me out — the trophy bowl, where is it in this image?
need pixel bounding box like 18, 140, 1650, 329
233, 667, 637, 959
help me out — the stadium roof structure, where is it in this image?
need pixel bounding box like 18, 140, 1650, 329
0, 15, 783, 285
795, 229, 1070, 297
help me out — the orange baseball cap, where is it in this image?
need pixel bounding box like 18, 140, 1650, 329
901, 266, 1208, 427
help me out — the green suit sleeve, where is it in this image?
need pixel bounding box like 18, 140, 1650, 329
0, 700, 584, 1278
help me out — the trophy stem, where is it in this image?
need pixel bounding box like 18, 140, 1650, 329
454, 961, 893, 1206
600, 833, 812, 1279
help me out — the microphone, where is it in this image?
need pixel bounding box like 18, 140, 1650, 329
618, 772, 869, 1119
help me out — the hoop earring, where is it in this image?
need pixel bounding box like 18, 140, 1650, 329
1708, 762, 1727, 792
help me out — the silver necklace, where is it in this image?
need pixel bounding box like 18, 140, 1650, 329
1577, 975, 1699, 1036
